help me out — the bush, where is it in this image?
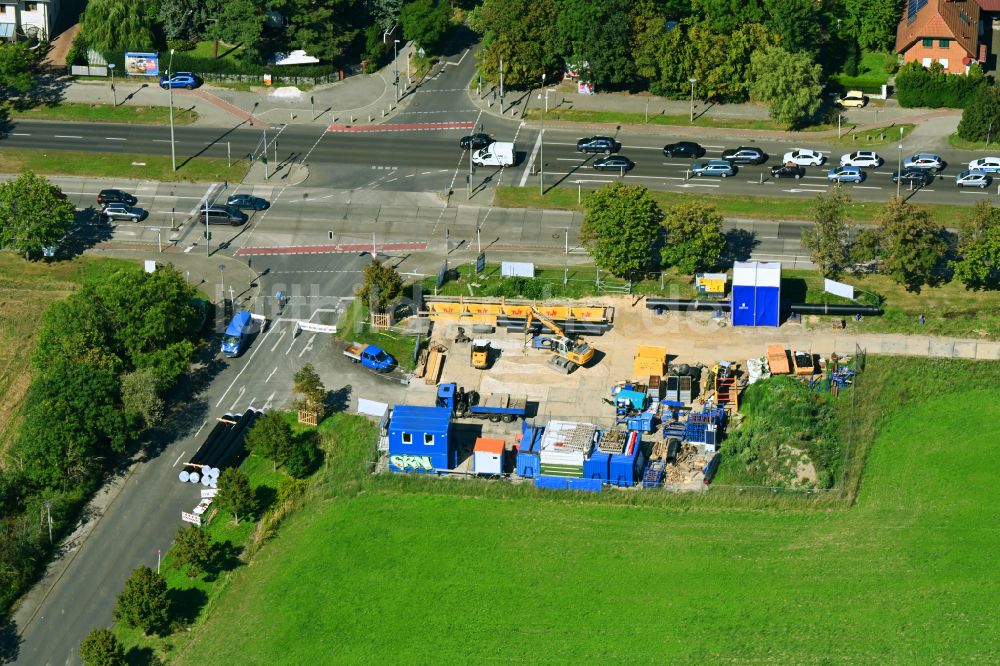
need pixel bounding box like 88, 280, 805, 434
957, 84, 1000, 143
884, 54, 900, 75
895, 61, 985, 108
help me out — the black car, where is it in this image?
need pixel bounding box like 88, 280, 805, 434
227, 194, 270, 211
770, 164, 806, 179
662, 141, 705, 158
577, 136, 620, 154
891, 168, 935, 187
592, 155, 634, 172
721, 146, 767, 165
460, 133, 493, 150
97, 189, 137, 206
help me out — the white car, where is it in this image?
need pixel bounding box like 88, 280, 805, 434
969, 157, 1000, 173
840, 151, 883, 168
782, 149, 825, 166
903, 153, 944, 172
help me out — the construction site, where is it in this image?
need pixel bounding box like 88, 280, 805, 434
375, 261, 866, 493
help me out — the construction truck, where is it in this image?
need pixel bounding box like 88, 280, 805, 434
524, 307, 596, 374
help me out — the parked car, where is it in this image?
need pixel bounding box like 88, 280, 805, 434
691, 160, 736, 177
840, 151, 883, 168
159, 72, 201, 90
577, 136, 620, 154
782, 149, 825, 166
662, 141, 705, 158
721, 146, 767, 165
200, 204, 249, 225
101, 203, 148, 222
592, 155, 634, 172
968, 157, 1000, 173
97, 189, 137, 206
460, 133, 493, 150
956, 170, 992, 188
770, 164, 805, 179
903, 153, 944, 172
891, 168, 935, 187
827, 166, 865, 183
226, 194, 270, 211
836, 91, 868, 108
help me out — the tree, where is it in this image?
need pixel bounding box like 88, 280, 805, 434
750, 46, 823, 127
292, 363, 326, 417
556, 0, 637, 90
845, 0, 903, 52
0, 171, 76, 259
245, 411, 294, 471
113, 566, 168, 635
660, 201, 726, 274
957, 85, 1000, 143
283, 435, 320, 478
692, 0, 764, 34
356, 260, 403, 314
171, 524, 215, 578
763, 0, 821, 54
217, 468, 255, 524
580, 183, 663, 277
206, 0, 265, 49
371, 0, 404, 31
158, 0, 207, 43
79, 628, 126, 666
477, 0, 560, 88
952, 201, 1000, 290
875, 197, 947, 292
0, 41, 38, 96
802, 187, 852, 277
400, 0, 451, 53
78, 0, 158, 60
286, 0, 363, 64
121, 368, 164, 430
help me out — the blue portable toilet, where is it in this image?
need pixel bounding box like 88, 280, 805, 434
583, 449, 610, 481
731, 261, 781, 327
387, 405, 454, 473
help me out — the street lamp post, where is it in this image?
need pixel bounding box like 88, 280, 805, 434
540, 74, 546, 196
688, 77, 697, 124
168, 49, 176, 172
896, 126, 904, 198
108, 63, 116, 107
218, 263, 226, 306
838, 114, 843, 139
393, 39, 400, 103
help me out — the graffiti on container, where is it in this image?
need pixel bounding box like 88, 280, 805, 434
390, 455, 434, 471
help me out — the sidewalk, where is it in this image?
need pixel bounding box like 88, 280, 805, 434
57, 44, 417, 128
468, 78, 962, 142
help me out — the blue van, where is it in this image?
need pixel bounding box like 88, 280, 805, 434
221, 310, 254, 357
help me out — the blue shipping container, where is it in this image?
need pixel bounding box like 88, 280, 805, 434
517, 452, 540, 478
387, 405, 454, 473
583, 450, 610, 481
609, 433, 648, 487
516, 421, 543, 478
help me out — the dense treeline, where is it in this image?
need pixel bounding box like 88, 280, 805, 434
470, 0, 903, 96
0, 263, 203, 616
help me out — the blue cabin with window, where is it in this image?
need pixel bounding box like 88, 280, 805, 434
387, 405, 455, 473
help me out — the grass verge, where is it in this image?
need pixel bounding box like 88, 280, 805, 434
494, 184, 954, 226
9, 102, 198, 125
337, 299, 418, 372
0, 253, 138, 458
0, 148, 249, 183
829, 123, 914, 148
522, 106, 831, 132
947, 132, 998, 151
170, 357, 1000, 664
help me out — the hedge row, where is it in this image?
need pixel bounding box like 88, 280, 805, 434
895, 61, 986, 109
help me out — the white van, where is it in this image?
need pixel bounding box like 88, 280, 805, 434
472, 141, 515, 167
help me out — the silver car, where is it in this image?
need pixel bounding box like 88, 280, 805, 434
955, 171, 992, 188
101, 203, 148, 222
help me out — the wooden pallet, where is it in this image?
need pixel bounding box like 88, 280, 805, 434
424, 347, 445, 385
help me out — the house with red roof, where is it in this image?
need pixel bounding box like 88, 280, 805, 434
895, 0, 987, 74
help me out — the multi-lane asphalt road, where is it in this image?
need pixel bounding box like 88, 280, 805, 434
6, 116, 1000, 207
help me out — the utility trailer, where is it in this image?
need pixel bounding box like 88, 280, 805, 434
436, 383, 528, 422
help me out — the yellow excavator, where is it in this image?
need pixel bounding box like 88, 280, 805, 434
524, 307, 596, 373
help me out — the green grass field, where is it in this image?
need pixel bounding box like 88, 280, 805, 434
166, 357, 1000, 664
0, 148, 249, 183
9, 102, 198, 125
0, 254, 138, 458
337, 299, 418, 371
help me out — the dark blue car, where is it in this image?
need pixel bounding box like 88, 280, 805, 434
159, 72, 201, 90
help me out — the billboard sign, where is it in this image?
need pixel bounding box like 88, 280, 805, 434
476, 252, 486, 274
124, 52, 160, 77
824, 278, 855, 300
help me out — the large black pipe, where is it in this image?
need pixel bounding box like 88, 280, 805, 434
188, 418, 229, 466
646, 299, 730, 312
202, 409, 254, 469
789, 303, 883, 316
215, 409, 259, 470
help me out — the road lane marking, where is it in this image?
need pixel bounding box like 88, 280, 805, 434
55, 135, 83, 139
265, 367, 278, 382
12, 132, 31, 136
263, 391, 276, 411
298, 334, 316, 358
853, 186, 882, 189
556, 157, 584, 161
215, 323, 280, 408
520, 130, 544, 186
229, 385, 246, 412
106, 137, 127, 141
173, 451, 187, 467
194, 421, 207, 437
152, 139, 175, 143
662, 162, 692, 167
